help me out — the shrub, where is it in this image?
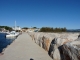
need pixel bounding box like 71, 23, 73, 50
39, 27, 67, 32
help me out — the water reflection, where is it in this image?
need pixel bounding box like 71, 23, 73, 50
6, 37, 16, 45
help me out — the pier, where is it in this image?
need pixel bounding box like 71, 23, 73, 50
0, 33, 52, 60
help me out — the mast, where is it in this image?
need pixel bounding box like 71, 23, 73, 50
15, 21, 16, 31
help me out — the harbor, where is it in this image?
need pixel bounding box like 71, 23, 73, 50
0, 0, 80, 60
0, 33, 52, 60
0, 33, 16, 53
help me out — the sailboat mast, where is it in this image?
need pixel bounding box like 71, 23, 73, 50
15, 21, 16, 31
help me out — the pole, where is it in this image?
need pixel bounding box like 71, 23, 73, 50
15, 21, 16, 31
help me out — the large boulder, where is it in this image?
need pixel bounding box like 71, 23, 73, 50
28, 32, 79, 60
62, 39, 80, 60
48, 33, 79, 60
41, 33, 56, 50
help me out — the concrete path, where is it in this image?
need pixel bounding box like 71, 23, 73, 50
0, 33, 52, 60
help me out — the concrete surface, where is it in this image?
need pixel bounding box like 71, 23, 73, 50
0, 33, 52, 60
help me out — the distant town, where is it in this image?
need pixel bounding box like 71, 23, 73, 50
0, 26, 80, 33
0, 26, 40, 33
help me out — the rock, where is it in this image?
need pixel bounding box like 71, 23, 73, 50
78, 34, 80, 38
28, 32, 80, 60
62, 39, 80, 60
48, 34, 79, 60
48, 38, 71, 59
42, 36, 50, 51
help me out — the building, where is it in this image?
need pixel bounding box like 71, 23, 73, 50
26, 28, 40, 32
12, 26, 21, 31
0, 28, 6, 32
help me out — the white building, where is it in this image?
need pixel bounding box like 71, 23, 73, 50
12, 26, 21, 30
0, 28, 6, 32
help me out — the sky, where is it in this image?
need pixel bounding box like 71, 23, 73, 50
0, 0, 80, 29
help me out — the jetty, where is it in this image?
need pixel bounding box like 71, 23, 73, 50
0, 33, 52, 60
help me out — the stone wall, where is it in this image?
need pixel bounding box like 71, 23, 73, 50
28, 32, 80, 60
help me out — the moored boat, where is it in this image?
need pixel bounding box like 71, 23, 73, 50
6, 31, 19, 38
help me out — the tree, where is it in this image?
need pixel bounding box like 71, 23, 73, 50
39, 27, 67, 32
32, 27, 37, 29
22, 27, 28, 29
0, 26, 13, 31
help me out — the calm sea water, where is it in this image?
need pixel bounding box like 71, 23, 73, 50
0, 33, 16, 53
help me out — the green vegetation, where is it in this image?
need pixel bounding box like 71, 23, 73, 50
32, 27, 37, 29
39, 27, 67, 32
0, 26, 13, 31
22, 27, 28, 29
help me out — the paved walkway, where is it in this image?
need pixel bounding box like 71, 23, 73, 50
0, 33, 52, 60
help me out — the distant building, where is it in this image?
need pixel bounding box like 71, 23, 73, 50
26, 28, 40, 32
12, 26, 21, 30
0, 28, 6, 32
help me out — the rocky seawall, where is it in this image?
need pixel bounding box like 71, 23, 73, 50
28, 32, 80, 60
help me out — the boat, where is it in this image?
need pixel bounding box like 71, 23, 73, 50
6, 21, 20, 38
6, 31, 19, 38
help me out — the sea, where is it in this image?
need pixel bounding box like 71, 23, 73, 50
0, 33, 16, 53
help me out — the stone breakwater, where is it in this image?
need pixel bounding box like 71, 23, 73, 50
28, 32, 80, 60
